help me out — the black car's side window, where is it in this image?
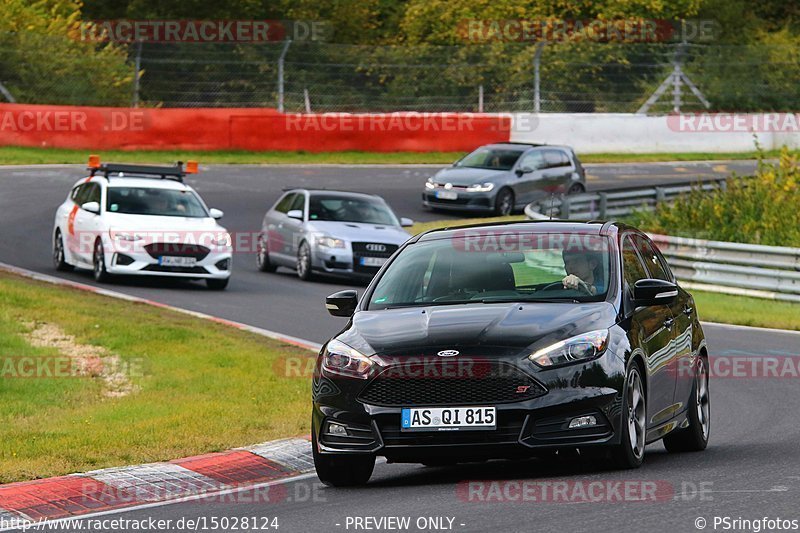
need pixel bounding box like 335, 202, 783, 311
634, 235, 671, 282
274, 193, 296, 214
622, 235, 648, 295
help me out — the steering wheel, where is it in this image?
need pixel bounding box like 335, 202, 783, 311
540, 280, 594, 296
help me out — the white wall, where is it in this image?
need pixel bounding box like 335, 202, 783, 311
509, 113, 800, 153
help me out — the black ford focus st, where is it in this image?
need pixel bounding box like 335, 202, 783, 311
312, 221, 710, 486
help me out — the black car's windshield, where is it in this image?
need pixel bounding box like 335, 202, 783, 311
369, 231, 611, 310
455, 148, 524, 170
106, 187, 209, 217
309, 194, 398, 225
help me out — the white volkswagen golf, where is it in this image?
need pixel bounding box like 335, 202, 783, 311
52, 157, 232, 290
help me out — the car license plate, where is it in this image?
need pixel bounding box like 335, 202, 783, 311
401, 407, 496, 431
360, 257, 387, 267
435, 190, 458, 200
159, 256, 197, 267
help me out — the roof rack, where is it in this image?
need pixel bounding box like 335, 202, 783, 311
86, 155, 198, 182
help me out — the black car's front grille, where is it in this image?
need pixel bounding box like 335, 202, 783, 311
351, 242, 398, 273
376, 412, 527, 447
144, 243, 210, 261
142, 264, 209, 274
358, 361, 546, 407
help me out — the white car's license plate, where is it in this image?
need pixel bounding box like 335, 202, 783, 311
360, 257, 387, 267
401, 407, 496, 431
435, 190, 458, 200
159, 256, 197, 267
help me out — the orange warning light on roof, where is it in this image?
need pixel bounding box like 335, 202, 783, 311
185, 160, 199, 174
88, 154, 101, 169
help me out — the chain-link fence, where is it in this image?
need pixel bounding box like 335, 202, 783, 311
2, 34, 799, 113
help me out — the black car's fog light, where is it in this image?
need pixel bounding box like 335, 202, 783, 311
569, 415, 598, 429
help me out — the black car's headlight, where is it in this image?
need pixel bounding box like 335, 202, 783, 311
425, 177, 436, 190
529, 329, 609, 368
321, 339, 374, 379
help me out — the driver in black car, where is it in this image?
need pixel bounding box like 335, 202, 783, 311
561, 249, 604, 295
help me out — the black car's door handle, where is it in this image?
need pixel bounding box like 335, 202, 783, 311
663, 318, 675, 329
683, 306, 693, 315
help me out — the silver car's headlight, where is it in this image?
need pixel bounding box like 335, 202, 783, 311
529, 329, 610, 368
466, 182, 495, 192
315, 235, 345, 249
322, 339, 374, 379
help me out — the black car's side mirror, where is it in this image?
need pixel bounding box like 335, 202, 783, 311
633, 279, 678, 307
326, 290, 358, 317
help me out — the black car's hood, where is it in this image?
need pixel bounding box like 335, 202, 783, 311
337, 301, 618, 357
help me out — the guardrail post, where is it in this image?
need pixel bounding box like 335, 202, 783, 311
559, 196, 571, 219
655, 187, 666, 208
598, 193, 607, 219
719, 179, 727, 192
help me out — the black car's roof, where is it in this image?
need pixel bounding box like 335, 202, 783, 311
415, 220, 624, 242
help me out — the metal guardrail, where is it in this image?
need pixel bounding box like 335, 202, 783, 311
524, 179, 729, 221
524, 180, 800, 303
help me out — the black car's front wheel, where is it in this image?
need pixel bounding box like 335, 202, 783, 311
610, 364, 646, 469
664, 355, 710, 452
312, 428, 375, 487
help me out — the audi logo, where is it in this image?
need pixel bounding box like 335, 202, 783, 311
437, 350, 459, 357
365, 243, 387, 252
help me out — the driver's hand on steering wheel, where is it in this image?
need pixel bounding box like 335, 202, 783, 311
562, 274, 596, 295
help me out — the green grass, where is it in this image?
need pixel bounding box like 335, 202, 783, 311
690, 290, 800, 331
0, 271, 314, 483
0, 145, 775, 166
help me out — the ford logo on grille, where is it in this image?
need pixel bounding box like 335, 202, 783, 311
437, 350, 459, 357
366, 243, 387, 252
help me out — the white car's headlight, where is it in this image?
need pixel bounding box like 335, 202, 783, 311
529, 329, 610, 368
425, 178, 436, 190
315, 235, 345, 249
211, 232, 231, 247
466, 182, 495, 192
322, 339, 374, 379
109, 231, 142, 242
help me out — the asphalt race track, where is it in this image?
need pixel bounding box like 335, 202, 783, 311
2, 160, 799, 532
0, 160, 757, 343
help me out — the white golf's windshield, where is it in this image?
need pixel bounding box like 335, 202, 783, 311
106, 187, 209, 218
369, 232, 611, 309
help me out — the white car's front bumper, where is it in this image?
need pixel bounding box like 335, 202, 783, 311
104, 243, 232, 279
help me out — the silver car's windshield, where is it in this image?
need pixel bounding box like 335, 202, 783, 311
106, 187, 208, 218
369, 232, 611, 310
309, 195, 398, 225
456, 148, 524, 171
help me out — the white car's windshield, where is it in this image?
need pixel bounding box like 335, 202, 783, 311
107, 187, 209, 218
369, 232, 611, 310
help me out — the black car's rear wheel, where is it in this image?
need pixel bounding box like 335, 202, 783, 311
494, 188, 514, 216
312, 427, 375, 487
610, 364, 646, 469
664, 355, 710, 452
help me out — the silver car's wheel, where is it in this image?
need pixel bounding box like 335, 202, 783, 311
297, 241, 313, 281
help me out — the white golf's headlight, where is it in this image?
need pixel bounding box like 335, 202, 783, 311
315, 235, 345, 249
466, 182, 495, 192
529, 330, 610, 368
425, 178, 436, 190
322, 339, 374, 379
211, 232, 231, 247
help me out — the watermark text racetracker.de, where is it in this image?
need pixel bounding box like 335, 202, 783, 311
0, 109, 147, 133
282, 112, 528, 133
458, 480, 713, 503
668, 113, 800, 133
0, 355, 143, 379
